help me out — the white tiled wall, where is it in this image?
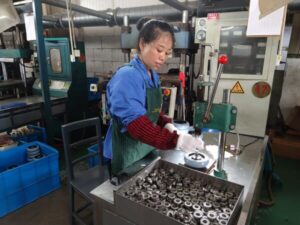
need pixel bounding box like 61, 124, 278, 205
79, 0, 199, 77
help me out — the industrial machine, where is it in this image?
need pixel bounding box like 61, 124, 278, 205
194, 11, 280, 137
0, 30, 31, 100
89, 10, 271, 225
120, 12, 197, 59
32, 37, 88, 123
193, 54, 237, 178
120, 11, 198, 123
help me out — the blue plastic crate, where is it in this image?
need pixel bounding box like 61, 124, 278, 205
87, 143, 109, 168
87, 144, 100, 167
0, 102, 27, 110
0, 141, 60, 217
11, 125, 47, 143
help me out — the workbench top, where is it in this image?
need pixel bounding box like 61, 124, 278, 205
0, 79, 24, 88
0, 95, 65, 107
91, 134, 267, 225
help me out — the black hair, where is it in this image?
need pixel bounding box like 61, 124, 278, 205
136, 17, 175, 51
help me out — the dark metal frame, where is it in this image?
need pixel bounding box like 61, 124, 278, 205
32, 0, 54, 142
61, 117, 108, 225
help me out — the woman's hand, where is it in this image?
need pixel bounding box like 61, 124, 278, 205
176, 133, 205, 153
164, 123, 178, 133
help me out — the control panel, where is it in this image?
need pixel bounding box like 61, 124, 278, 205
194, 17, 207, 44
161, 87, 177, 119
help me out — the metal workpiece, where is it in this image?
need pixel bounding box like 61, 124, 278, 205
91, 134, 267, 225
115, 159, 243, 225
200, 217, 210, 225
184, 151, 210, 169
216, 132, 226, 172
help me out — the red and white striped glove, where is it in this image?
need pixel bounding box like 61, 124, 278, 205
156, 112, 172, 128
127, 115, 178, 150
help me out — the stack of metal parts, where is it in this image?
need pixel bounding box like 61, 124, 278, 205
115, 159, 244, 225
0, 134, 17, 151
26, 144, 44, 161
10, 126, 36, 138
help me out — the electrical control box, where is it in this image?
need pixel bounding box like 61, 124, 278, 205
161, 87, 177, 119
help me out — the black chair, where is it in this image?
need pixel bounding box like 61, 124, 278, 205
61, 117, 109, 225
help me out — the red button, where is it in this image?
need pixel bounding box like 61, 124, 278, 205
163, 89, 171, 96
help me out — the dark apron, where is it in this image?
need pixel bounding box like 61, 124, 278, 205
111, 68, 162, 175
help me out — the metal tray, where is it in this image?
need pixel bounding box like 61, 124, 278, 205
115, 158, 244, 225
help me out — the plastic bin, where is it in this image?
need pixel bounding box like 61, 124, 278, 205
87, 143, 109, 168
0, 102, 27, 110
87, 144, 100, 167
0, 141, 60, 217
11, 125, 47, 143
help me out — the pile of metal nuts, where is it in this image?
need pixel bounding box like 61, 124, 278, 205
121, 167, 239, 225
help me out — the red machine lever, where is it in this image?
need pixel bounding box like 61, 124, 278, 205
218, 54, 228, 64
203, 54, 228, 123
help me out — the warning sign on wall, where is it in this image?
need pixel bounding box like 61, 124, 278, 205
231, 81, 244, 94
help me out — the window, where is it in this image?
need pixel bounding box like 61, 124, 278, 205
219, 26, 267, 75
50, 48, 62, 73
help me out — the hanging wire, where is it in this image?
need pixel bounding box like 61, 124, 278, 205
70, 10, 77, 50
65, 0, 75, 58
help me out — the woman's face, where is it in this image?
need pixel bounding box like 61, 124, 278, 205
139, 32, 173, 71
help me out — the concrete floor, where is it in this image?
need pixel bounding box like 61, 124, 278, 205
0, 183, 69, 225
0, 172, 94, 225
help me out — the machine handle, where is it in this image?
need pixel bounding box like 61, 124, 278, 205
218, 54, 228, 64
202, 54, 228, 123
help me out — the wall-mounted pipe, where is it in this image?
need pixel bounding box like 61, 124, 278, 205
159, 0, 193, 12
41, 1, 300, 29
43, 15, 58, 22
43, 3, 198, 28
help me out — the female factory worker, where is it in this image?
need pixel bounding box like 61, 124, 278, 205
104, 18, 204, 175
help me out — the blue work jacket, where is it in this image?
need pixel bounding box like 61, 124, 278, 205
103, 54, 161, 159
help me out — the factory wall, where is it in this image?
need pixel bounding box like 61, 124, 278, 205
83, 30, 200, 79
83, 28, 189, 78
279, 13, 300, 123
72, 0, 299, 126
75, 0, 198, 78
280, 58, 300, 121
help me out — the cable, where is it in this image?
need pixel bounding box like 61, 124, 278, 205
240, 138, 260, 150
66, 0, 75, 58
258, 172, 275, 207
70, 10, 77, 50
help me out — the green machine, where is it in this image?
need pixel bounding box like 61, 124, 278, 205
0, 49, 30, 58
33, 37, 88, 123
193, 55, 237, 178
